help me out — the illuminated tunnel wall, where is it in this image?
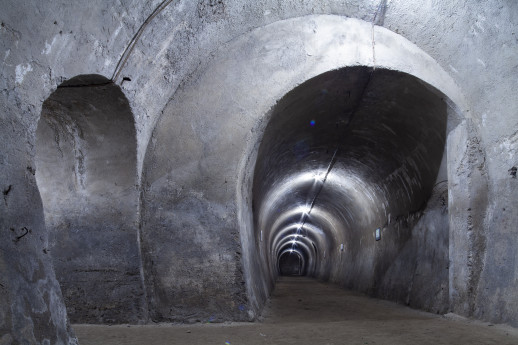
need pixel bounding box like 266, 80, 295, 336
253, 66, 451, 312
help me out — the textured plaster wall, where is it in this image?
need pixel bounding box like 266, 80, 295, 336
0, 0, 517, 342
382, 1, 518, 322
374, 180, 450, 314
34, 76, 146, 324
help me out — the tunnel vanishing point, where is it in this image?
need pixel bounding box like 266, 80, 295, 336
1, 1, 518, 343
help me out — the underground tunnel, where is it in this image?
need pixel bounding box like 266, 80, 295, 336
252, 66, 450, 309
33, 67, 452, 327
2, 2, 518, 343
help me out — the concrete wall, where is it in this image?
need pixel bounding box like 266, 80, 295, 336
0, 1, 517, 342
35, 75, 146, 324
140, 102, 250, 321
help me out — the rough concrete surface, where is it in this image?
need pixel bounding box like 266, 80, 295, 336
35, 75, 145, 324
1, 1, 518, 343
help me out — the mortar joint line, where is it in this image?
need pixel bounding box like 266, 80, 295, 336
111, 0, 174, 82
297, 67, 376, 238
371, 0, 388, 69
109, 0, 175, 323
305, 0, 386, 220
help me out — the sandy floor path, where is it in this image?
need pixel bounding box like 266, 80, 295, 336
74, 276, 518, 345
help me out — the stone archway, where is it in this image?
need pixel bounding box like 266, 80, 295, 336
35, 74, 146, 324
139, 15, 468, 320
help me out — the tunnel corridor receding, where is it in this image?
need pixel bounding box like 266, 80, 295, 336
253, 67, 449, 306
278, 251, 305, 276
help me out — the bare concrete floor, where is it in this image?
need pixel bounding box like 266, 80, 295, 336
73, 277, 518, 345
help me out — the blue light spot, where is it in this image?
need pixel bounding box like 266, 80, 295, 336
310, 120, 316, 126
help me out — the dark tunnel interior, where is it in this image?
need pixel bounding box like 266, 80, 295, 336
278, 251, 304, 276
252, 67, 448, 287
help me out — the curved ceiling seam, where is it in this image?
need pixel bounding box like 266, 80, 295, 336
277, 243, 311, 268
276, 237, 315, 259
281, 68, 377, 259
272, 223, 324, 243
111, 0, 175, 83
291, 0, 386, 240
270, 222, 328, 254
267, 207, 339, 252
275, 228, 316, 248
371, 0, 389, 67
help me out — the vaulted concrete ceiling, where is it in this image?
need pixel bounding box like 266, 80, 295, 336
253, 67, 447, 278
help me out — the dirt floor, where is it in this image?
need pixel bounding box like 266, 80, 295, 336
73, 276, 518, 345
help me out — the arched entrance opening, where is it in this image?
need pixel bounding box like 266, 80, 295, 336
228, 16, 467, 318
251, 66, 455, 312
35, 75, 145, 324
278, 250, 305, 276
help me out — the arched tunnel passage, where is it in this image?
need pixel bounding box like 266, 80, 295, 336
34, 75, 146, 324
278, 250, 305, 276
253, 66, 450, 310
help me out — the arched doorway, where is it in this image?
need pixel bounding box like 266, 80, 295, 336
35, 75, 145, 324
278, 250, 305, 276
